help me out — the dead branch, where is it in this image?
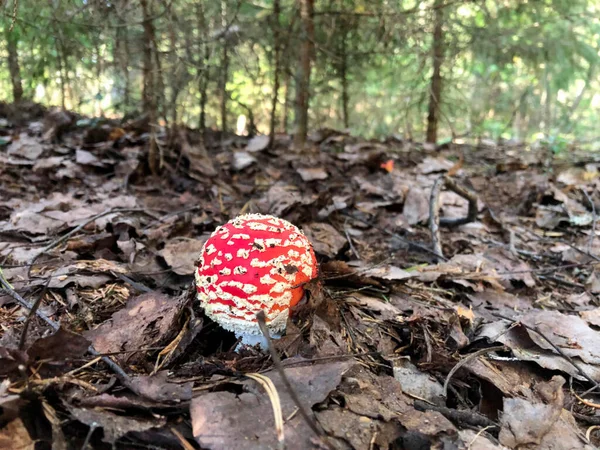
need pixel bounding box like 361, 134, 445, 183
429, 175, 479, 259
256, 311, 335, 450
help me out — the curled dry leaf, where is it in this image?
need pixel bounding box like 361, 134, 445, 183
84, 292, 186, 365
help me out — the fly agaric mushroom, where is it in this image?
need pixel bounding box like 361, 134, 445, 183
195, 213, 318, 347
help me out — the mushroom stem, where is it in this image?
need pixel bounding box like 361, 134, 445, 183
236, 332, 282, 350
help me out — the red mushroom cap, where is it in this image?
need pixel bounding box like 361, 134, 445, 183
195, 214, 317, 337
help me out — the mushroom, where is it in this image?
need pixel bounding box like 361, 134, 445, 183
195, 213, 318, 348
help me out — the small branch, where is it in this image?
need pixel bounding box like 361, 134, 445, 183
256, 311, 334, 450
18, 277, 51, 350
413, 399, 498, 429
429, 176, 445, 259
443, 346, 507, 398
429, 175, 479, 260
582, 188, 597, 254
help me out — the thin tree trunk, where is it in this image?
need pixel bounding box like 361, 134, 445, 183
115, 24, 131, 110
268, 0, 282, 147
196, 2, 207, 134
55, 38, 66, 110
141, 0, 160, 174
219, 0, 229, 134
426, 0, 444, 143
281, 69, 291, 133
219, 44, 229, 134
340, 26, 349, 129
294, 0, 315, 149
6, 28, 23, 102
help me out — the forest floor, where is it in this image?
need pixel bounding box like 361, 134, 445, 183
1, 102, 600, 450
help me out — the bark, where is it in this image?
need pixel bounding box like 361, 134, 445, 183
5, 28, 23, 102
55, 38, 66, 110
426, 0, 444, 144
294, 0, 315, 149
268, 0, 282, 147
196, 1, 210, 135
115, 23, 131, 110
219, 0, 229, 134
339, 25, 349, 129
219, 44, 229, 134
140, 0, 160, 174
281, 69, 291, 133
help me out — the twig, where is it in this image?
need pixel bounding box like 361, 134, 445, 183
442, 346, 507, 398
429, 175, 479, 260
582, 188, 597, 254
413, 399, 498, 429
18, 277, 51, 350
256, 311, 334, 450
340, 211, 447, 261
344, 227, 361, 259
429, 176, 445, 259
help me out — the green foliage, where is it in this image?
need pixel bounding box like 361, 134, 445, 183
0, 0, 599, 144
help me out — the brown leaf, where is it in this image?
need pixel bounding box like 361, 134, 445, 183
27, 328, 90, 363
296, 166, 328, 181
159, 238, 206, 275
402, 187, 430, 225
498, 377, 564, 448
190, 360, 353, 450
301, 222, 346, 258
84, 292, 185, 365
130, 371, 193, 403
67, 404, 166, 444
0, 418, 35, 450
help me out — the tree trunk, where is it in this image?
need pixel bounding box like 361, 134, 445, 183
340, 25, 349, 129
55, 38, 66, 110
281, 69, 291, 133
293, 0, 315, 149
115, 23, 131, 111
141, 0, 160, 174
268, 0, 282, 148
196, 2, 210, 135
426, 0, 444, 144
5, 28, 23, 102
219, 44, 229, 134
219, 0, 229, 134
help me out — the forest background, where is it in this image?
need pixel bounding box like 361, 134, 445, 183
1, 0, 599, 150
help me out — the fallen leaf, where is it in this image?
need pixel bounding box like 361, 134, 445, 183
0, 418, 35, 450
67, 404, 166, 444
245, 135, 270, 152
417, 156, 455, 174
231, 151, 256, 171
191, 360, 353, 450
130, 371, 193, 403
296, 166, 328, 181
84, 292, 185, 365
159, 238, 206, 275
301, 222, 346, 258
392, 359, 445, 405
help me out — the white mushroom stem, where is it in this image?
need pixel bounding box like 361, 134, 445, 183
236, 332, 282, 350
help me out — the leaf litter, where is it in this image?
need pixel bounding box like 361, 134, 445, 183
1, 104, 600, 448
